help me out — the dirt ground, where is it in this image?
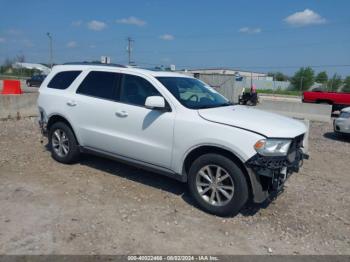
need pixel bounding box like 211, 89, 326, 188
0, 118, 349, 255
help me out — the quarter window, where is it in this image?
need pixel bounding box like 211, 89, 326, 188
119, 74, 161, 106
47, 71, 81, 90
77, 71, 120, 100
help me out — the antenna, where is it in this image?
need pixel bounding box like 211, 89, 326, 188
127, 37, 134, 65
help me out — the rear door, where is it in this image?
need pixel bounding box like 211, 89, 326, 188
69, 70, 124, 154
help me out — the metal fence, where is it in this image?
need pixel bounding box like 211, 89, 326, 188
197, 74, 243, 103
197, 73, 292, 103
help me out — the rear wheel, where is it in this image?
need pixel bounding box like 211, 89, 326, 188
48, 122, 80, 164
188, 153, 249, 217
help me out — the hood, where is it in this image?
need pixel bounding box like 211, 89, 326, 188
341, 107, 350, 113
198, 105, 306, 138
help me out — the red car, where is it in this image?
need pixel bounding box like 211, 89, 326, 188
302, 91, 350, 111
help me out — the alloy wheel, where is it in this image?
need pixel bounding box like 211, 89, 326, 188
196, 165, 234, 206
51, 129, 70, 157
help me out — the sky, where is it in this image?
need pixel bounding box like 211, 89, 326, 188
0, 0, 349, 76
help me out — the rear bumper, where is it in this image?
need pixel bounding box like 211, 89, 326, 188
245, 148, 307, 203
38, 110, 48, 136
38, 119, 48, 136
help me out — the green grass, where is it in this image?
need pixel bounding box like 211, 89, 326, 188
257, 89, 301, 96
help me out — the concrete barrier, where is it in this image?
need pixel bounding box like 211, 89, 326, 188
0, 93, 39, 119
256, 99, 332, 122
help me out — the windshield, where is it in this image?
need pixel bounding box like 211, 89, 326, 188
156, 77, 231, 109
340, 111, 350, 118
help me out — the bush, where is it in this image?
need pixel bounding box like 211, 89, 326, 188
290, 67, 315, 91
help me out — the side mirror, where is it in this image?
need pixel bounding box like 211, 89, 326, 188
145, 96, 166, 110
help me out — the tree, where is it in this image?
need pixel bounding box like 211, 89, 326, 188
16, 54, 26, 63
291, 67, 315, 91
268, 71, 289, 81
342, 76, 350, 92
327, 74, 342, 92
3, 57, 13, 68
315, 71, 328, 83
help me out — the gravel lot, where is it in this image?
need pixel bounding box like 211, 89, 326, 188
0, 118, 349, 255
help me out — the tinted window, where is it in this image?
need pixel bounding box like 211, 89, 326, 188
120, 74, 160, 106
48, 71, 81, 89
157, 77, 230, 109
77, 71, 120, 100
340, 111, 350, 118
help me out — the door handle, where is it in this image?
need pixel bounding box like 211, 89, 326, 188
115, 110, 128, 117
66, 100, 77, 107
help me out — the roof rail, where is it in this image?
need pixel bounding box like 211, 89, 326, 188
63, 62, 127, 68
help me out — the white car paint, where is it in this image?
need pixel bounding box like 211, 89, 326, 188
198, 105, 307, 138
38, 64, 307, 177
334, 107, 350, 134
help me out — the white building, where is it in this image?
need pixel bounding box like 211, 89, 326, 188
13, 62, 51, 75
182, 68, 272, 81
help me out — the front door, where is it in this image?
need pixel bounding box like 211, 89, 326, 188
110, 73, 175, 168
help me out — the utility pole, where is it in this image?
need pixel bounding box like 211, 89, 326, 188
127, 37, 134, 65
46, 32, 53, 68
250, 71, 253, 88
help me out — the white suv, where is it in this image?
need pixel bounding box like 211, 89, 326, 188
38, 63, 307, 216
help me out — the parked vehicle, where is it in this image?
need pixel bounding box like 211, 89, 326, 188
302, 91, 350, 111
37, 63, 308, 216
26, 75, 46, 87
334, 107, 350, 135
238, 92, 259, 106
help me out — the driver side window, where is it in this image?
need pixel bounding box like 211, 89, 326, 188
119, 74, 161, 106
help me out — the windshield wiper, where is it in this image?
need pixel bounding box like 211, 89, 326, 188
218, 102, 233, 107
195, 102, 233, 109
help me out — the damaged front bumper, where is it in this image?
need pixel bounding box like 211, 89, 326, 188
245, 136, 309, 203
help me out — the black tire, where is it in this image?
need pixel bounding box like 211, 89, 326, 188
188, 153, 249, 217
48, 122, 80, 164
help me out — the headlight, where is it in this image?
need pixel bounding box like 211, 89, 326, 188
254, 139, 292, 156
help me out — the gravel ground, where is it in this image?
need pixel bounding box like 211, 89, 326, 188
0, 118, 349, 255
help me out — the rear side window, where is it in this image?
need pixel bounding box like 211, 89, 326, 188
47, 71, 81, 89
76, 71, 120, 100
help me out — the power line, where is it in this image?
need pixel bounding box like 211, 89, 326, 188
135, 61, 350, 70
81, 20, 350, 43
133, 39, 347, 55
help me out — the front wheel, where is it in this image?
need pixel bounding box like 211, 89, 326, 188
188, 153, 249, 217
